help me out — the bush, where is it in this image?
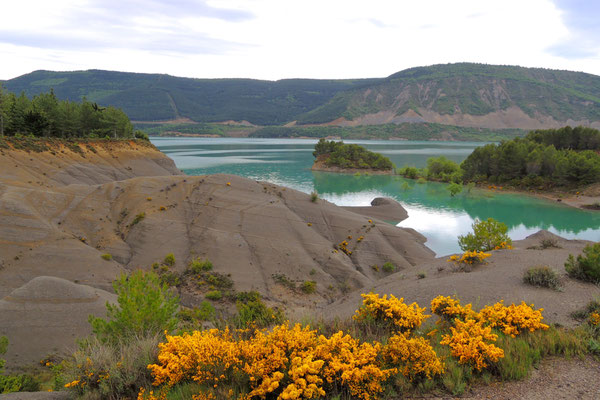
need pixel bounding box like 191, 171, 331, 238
523, 266, 561, 290
101, 253, 112, 261
205, 290, 222, 301
398, 166, 420, 179
565, 243, 600, 283
0, 374, 40, 394
233, 291, 284, 329
458, 218, 512, 252
310, 191, 319, 202
163, 253, 176, 267
62, 334, 160, 400
89, 270, 180, 344
188, 258, 213, 274
178, 302, 216, 324
447, 182, 463, 196
131, 212, 145, 226
301, 280, 316, 294
382, 262, 396, 273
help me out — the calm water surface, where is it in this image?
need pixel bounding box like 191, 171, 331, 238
152, 137, 600, 256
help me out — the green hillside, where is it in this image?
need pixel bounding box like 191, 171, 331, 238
297, 63, 600, 124
3, 64, 600, 131
3, 70, 379, 124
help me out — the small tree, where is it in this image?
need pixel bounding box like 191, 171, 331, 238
447, 182, 463, 197
458, 218, 512, 252
89, 270, 179, 344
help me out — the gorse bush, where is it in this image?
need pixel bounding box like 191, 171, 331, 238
138, 293, 558, 400
89, 270, 179, 344
458, 218, 512, 252
565, 242, 600, 283
523, 266, 561, 290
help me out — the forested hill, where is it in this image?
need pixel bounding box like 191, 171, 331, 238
2, 70, 379, 124
3, 64, 600, 130
297, 63, 600, 129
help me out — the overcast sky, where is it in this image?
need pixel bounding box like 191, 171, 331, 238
1, 0, 599, 80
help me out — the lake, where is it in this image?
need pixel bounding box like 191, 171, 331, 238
152, 137, 600, 256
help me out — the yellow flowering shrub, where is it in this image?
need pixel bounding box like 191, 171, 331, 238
430, 296, 477, 322
440, 319, 504, 371
447, 251, 491, 265
493, 241, 513, 250
478, 301, 549, 338
353, 293, 429, 333
314, 331, 393, 400
147, 323, 393, 400
590, 312, 600, 326
148, 328, 240, 387
382, 333, 444, 381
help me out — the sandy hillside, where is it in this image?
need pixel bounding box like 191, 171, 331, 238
322, 230, 600, 327
0, 140, 436, 366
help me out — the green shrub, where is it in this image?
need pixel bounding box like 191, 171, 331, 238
0, 337, 40, 394
178, 301, 216, 323
101, 253, 112, 261
131, 212, 146, 226
301, 280, 316, 294
188, 258, 213, 274
458, 218, 512, 252
163, 253, 176, 267
0, 336, 6, 374
205, 272, 234, 289
89, 270, 179, 344
416, 177, 427, 184
382, 262, 396, 273
447, 182, 463, 197
233, 292, 284, 329
398, 166, 420, 179
272, 273, 296, 289
0, 374, 40, 394
417, 272, 426, 279
523, 266, 561, 290
565, 243, 600, 283
205, 290, 222, 301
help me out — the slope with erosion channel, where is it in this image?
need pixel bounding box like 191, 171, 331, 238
0, 140, 434, 313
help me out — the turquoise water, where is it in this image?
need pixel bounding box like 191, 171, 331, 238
152, 137, 600, 256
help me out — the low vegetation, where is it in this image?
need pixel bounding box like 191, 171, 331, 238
565, 242, 600, 283
523, 266, 562, 290
313, 139, 394, 171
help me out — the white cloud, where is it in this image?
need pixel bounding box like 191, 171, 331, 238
1, 0, 599, 80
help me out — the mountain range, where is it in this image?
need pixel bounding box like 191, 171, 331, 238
3, 63, 600, 131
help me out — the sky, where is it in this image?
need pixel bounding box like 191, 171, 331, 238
1, 0, 599, 81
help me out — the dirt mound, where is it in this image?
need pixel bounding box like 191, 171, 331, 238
322, 233, 600, 327
343, 197, 409, 222
0, 139, 182, 188
0, 276, 116, 367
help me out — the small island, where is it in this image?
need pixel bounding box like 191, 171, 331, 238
311, 138, 395, 174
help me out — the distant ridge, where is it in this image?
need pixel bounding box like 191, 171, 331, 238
4, 63, 600, 131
